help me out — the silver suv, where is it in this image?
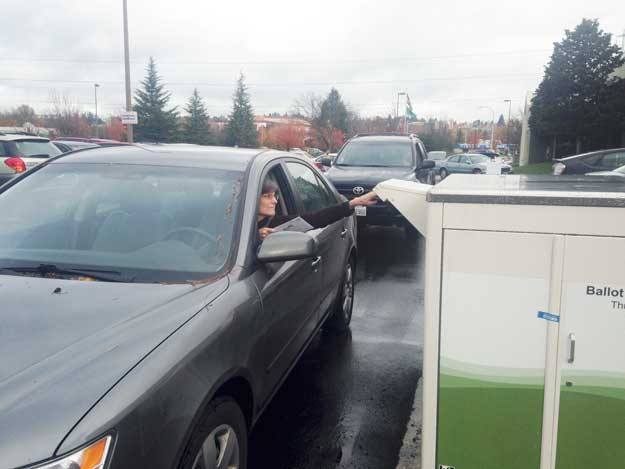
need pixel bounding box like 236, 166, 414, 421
0, 133, 62, 185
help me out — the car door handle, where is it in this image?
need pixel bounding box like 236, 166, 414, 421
311, 256, 321, 270
340, 229, 348, 238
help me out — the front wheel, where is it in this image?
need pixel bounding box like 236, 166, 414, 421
439, 168, 449, 179
472, 168, 482, 174
325, 256, 355, 332
180, 397, 247, 469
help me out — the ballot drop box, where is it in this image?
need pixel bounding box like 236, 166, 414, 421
375, 175, 625, 469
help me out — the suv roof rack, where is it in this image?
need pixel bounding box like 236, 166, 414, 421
4, 131, 39, 136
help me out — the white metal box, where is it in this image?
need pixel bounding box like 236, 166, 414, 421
376, 175, 625, 469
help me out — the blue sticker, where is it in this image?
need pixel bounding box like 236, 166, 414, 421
537, 311, 560, 323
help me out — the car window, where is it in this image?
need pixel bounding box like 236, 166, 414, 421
0, 143, 7, 157
0, 163, 243, 282
15, 140, 62, 158
599, 151, 625, 169
448, 156, 459, 163
335, 141, 414, 167
285, 162, 335, 212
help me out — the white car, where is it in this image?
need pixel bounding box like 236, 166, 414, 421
0, 133, 62, 185
586, 164, 625, 177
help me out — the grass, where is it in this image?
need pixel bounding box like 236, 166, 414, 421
436, 377, 625, 469
512, 161, 553, 175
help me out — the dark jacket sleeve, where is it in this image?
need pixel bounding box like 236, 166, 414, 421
267, 201, 353, 229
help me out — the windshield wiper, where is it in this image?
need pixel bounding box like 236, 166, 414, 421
0, 264, 132, 282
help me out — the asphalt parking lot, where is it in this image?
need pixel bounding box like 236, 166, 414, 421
249, 226, 424, 469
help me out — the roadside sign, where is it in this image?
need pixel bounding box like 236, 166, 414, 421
120, 111, 138, 125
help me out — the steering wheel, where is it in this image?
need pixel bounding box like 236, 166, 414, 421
164, 227, 218, 251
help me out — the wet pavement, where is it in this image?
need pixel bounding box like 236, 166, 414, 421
249, 226, 425, 469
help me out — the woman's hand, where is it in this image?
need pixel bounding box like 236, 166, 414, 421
349, 191, 378, 209
258, 227, 275, 240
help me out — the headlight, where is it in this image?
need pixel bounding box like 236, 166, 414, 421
553, 162, 565, 175
33, 436, 112, 469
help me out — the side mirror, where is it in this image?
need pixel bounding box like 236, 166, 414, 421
320, 157, 333, 166
419, 159, 435, 170
257, 231, 317, 263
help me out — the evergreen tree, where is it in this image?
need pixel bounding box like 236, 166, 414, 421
133, 57, 178, 142
183, 88, 212, 145
317, 88, 348, 134
224, 74, 258, 148
530, 19, 624, 153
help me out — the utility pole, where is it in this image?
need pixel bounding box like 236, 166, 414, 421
123, 0, 133, 143
94, 83, 100, 138
504, 99, 512, 154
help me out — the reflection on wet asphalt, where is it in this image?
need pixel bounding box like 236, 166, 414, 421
249, 227, 424, 469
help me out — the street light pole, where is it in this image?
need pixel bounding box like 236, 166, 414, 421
504, 99, 512, 154
123, 0, 133, 143
94, 83, 100, 138
479, 106, 495, 150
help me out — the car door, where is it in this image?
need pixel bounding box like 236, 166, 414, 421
446, 155, 460, 173
251, 162, 323, 404
459, 155, 473, 173
284, 160, 349, 319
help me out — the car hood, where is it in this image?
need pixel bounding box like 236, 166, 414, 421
0, 274, 228, 468
325, 165, 415, 188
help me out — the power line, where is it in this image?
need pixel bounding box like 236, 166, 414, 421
0, 72, 540, 88
0, 49, 551, 66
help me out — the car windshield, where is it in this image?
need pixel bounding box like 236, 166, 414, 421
15, 140, 62, 158
335, 141, 414, 167
0, 163, 243, 283
614, 165, 625, 174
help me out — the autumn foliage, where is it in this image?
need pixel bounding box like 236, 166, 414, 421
263, 123, 308, 150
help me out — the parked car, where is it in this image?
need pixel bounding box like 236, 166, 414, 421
0, 144, 357, 469
586, 163, 625, 177
53, 137, 130, 147
437, 153, 512, 179
289, 148, 314, 159
53, 139, 100, 152
0, 133, 62, 185
323, 133, 435, 234
552, 148, 625, 175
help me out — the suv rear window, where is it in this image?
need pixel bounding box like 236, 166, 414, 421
15, 140, 62, 158
335, 141, 414, 167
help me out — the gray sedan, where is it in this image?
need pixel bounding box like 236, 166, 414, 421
0, 145, 357, 469
437, 153, 512, 179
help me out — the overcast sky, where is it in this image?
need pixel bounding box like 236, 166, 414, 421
1, 0, 623, 122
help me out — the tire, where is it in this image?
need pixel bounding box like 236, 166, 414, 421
472, 168, 482, 174
325, 256, 355, 332
439, 168, 448, 179
179, 397, 248, 469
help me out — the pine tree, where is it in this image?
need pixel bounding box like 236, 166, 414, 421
224, 74, 258, 148
183, 88, 212, 145
133, 57, 178, 143
529, 19, 624, 153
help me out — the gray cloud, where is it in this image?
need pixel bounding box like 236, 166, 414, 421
0, 0, 622, 121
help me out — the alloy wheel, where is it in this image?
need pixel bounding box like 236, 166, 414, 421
192, 424, 240, 469
341, 262, 354, 321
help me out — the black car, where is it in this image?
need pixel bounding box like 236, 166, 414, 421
323, 133, 434, 234
553, 148, 625, 175
0, 144, 357, 469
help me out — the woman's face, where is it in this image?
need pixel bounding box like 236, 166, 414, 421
258, 192, 278, 218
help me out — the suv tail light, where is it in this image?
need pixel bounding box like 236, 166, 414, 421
4, 157, 27, 173
552, 162, 566, 175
